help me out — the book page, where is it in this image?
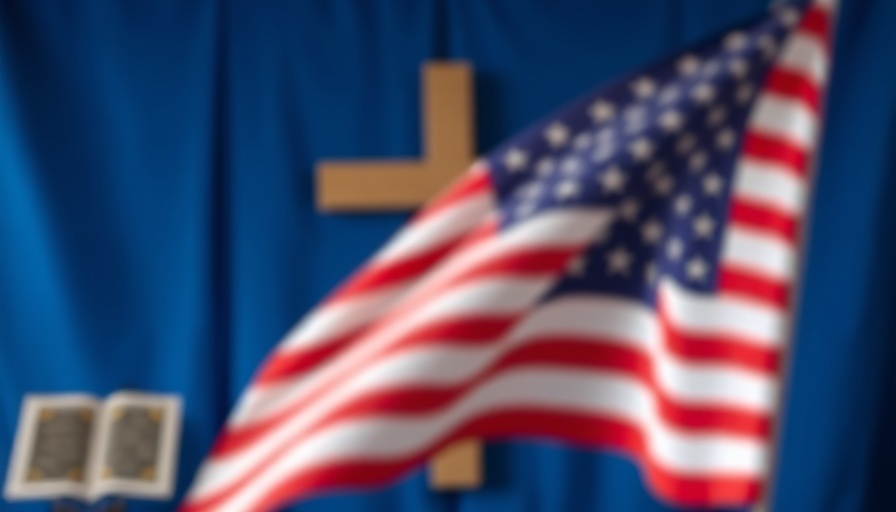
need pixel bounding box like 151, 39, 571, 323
88, 392, 182, 501
4, 394, 100, 501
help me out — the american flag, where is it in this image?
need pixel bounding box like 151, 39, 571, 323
182, 1, 835, 510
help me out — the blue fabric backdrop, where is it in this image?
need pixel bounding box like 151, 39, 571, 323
1, 1, 894, 511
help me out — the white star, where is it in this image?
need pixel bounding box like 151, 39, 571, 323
516, 201, 537, 218
619, 198, 641, 222
666, 237, 684, 261
659, 110, 685, 133
516, 182, 542, 200
686, 256, 710, 282
658, 84, 681, 106
573, 132, 592, 151
606, 245, 634, 276
599, 165, 627, 195
554, 180, 580, 200
775, 6, 801, 27
645, 162, 666, 183
631, 76, 657, 99
653, 174, 676, 197
567, 254, 587, 276
701, 59, 722, 78
503, 148, 529, 172
644, 262, 659, 284
736, 83, 756, 104
673, 193, 693, 216
591, 145, 613, 164
706, 106, 727, 127
535, 156, 555, 177
589, 99, 616, 124
689, 150, 708, 172
676, 132, 697, 155
624, 105, 649, 134
641, 218, 664, 245
591, 129, 616, 163
693, 212, 716, 239
691, 82, 716, 105
724, 31, 748, 51
629, 138, 654, 162
545, 122, 570, 148
703, 172, 725, 197
728, 58, 750, 79
595, 127, 615, 145
677, 54, 701, 76
758, 34, 777, 60
716, 128, 737, 151
561, 156, 583, 175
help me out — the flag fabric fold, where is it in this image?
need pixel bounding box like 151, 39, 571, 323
182, 1, 836, 510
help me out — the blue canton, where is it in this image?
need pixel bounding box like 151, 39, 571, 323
486, 5, 799, 306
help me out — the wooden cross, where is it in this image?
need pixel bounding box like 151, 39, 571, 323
315, 61, 482, 489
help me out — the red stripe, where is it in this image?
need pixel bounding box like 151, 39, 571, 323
195, 339, 770, 510
256, 331, 356, 383
741, 131, 809, 175
765, 67, 822, 112
183, 409, 761, 512
729, 198, 799, 243
426, 215, 499, 264
799, 6, 832, 45
329, 241, 456, 303
658, 311, 780, 374
414, 169, 491, 223
718, 268, 791, 309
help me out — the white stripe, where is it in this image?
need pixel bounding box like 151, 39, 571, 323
721, 226, 796, 281
235, 208, 612, 426
192, 369, 767, 511
776, 32, 828, 87
750, 93, 817, 148
731, 157, 806, 215
659, 279, 787, 344
514, 290, 783, 355
372, 192, 492, 264
280, 285, 406, 352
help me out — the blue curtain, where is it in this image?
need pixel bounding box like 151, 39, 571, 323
1, 1, 894, 511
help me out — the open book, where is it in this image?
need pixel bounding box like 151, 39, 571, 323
4, 392, 182, 502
